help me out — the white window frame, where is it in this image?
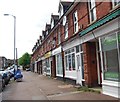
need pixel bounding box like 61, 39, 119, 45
99, 32, 120, 81
63, 16, 66, 26
59, 4, 63, 18
52, 39, 56, 48
112, 0, 120, 8
51, 18, 54, 29
56, 54, 63, 76
65, 48, 76, 71
73, 11, 78, 33
88, 0, 97, 22
65, 22, 68, 39
46, 30, 48, 35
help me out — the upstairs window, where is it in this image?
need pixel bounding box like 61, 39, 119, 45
58, 31, 61, 44
63, 16, 66, 26
112, 0, 120, 8
46, 30, 48, 35
47, 40, 50, 50
88, 0, 96, 22
65, 22, 68, 39
73, 11, 78, 33
59, 4, 63, 18
52, 39, 56, 48
51, 18, 54, 29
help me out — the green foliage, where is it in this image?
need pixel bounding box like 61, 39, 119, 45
77, 86, 101, 94
18, 52, 31, 69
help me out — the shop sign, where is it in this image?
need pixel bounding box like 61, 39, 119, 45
52, 46, 62, 55
104, 72, 119, 81
44, 52, 51, 59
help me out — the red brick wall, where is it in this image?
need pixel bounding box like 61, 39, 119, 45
51, 56, 56, 78
66, 2, 89, 40
77, 2, 89, 30
96, 1, 112, 20
60, 23, 65, 43
83, 42, 98, 87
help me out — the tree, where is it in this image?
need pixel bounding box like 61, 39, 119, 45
18, 52, 31, 70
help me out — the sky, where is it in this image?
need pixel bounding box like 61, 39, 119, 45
0, 0, 73, 59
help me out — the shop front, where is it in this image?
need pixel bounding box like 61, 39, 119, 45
36, 58, 42, 74
78, 9, 120, 97
44, 51, 52, 76
63, 37, 84, 86
99, 32, 120, 98
52, 46, 63, 77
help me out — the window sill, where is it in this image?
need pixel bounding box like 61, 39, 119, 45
88, 19, 97, 27
109, 5, 119, 13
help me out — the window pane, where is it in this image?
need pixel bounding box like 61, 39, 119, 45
57, 54, 63, 75
80, 45, 83, 52
104, 49, 119, 81
65, 56, 68, 70
68, 55, 72, 70
81, 53, 84, 79
65, 23, 68, 39
113, 0, 120, 6
68, 50, 70, 53
101, 34, 119, 81
76, 45, 80, 53
89, 0, 96, 22
59, 54, 63, 74
118, 33, 120, 43
71, 48, 74, 52
102, 34, 117, 51
91, 9, 95, 21
72, 53, 75, 70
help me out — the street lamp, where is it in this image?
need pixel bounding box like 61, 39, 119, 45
4, 14, 16, 71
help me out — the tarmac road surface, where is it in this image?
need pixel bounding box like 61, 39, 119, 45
1, 71, 119, 101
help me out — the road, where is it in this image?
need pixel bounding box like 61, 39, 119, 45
1, 71, 118, 101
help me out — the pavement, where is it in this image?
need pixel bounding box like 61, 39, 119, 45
1, 71, 119, 101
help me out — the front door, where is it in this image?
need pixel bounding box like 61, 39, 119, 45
76, 53, 83, 86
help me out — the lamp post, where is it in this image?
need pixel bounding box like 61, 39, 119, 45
4, 14, 16, 71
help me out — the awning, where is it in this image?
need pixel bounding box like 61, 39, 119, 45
79, 8, 120, 36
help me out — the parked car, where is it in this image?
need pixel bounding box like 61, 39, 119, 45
5, 67, 15, 78
0, 70, 10, 85
0, 74, 5, 92
26, 68, 31, 71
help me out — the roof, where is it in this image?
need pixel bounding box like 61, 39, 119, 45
51, 15, 59, 20
58, 1, 73, 13
51, 15, 59, 26
45, 23, 51, 31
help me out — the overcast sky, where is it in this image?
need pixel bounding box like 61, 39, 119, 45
0, 0, 74, 59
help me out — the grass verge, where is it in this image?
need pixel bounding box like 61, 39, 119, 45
77, 86, 101, 94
